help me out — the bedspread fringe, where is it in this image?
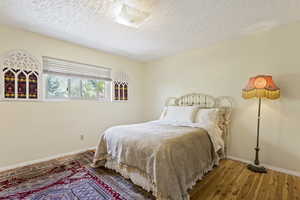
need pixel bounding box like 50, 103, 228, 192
92, 156, 220, 200
105, 159, 165, 198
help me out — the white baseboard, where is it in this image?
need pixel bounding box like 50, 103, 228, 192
228, 156, 300, 177
0, 147, 96, 173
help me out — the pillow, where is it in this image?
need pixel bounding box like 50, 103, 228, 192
195, 108, 228, 137
194, 108, 219, 124
162, 106, 199, 123
215, 107, 227, 131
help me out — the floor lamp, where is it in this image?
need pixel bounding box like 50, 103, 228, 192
242, 75, 280, 173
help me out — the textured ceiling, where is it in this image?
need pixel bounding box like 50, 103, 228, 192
0, 0, 300, 61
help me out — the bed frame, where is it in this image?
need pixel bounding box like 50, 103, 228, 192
164, 93, 233, 158
92, 93, 233, 199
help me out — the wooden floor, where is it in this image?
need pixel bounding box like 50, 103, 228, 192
190, 159, 300, 200
1, 152, 300, 200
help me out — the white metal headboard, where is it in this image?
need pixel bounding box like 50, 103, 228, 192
165, 93, 233, 158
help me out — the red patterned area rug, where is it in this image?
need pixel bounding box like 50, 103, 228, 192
0, 152, 154, 200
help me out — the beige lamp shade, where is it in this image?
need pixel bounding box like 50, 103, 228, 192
242, 75, 280, 100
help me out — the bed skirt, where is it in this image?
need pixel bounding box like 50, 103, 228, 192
92, 158, 218, 200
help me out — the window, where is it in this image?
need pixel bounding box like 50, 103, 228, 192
113, 72, 129, 101
43, 57, 112, 101
45, 74, 107, 100
113, 81, 128, 101
1, 50, 41, 101
46, 74, 69, 99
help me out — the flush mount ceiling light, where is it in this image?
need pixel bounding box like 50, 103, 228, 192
113, 3, 150, 28
31, 0, 154, 28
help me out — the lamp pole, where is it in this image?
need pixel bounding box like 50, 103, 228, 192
247, 97, 267, 173
255, 97, 261, 165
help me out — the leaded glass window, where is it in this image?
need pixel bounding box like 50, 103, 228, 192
114, 81, 120, 100
17, 72, 27, 99
120, 83, 124, 100
113, 80, 128, 101
29, 73, 38, 99
4, 70, 15, 98
1, 50, 41, 101
112, 72, 129, 102
124, 83, 128, 100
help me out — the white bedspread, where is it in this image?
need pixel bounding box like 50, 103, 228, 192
93, 120, 224, 200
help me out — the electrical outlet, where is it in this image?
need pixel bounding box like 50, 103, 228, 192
80, 134, 85, 141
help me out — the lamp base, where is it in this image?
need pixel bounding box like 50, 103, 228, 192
247, 164, 267, 173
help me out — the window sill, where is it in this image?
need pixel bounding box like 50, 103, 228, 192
42, 98, 112, 103
112, 100, 129, 103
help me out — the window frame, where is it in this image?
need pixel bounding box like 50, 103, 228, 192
43, 72, 111, 102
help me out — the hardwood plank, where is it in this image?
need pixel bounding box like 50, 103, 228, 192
213, 162, 248, 200
191, 160, 244, 199
190, 159, 300, 200
274, 171, 284, 200
235, 170, 258, 199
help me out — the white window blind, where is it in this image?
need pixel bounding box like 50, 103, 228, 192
43, 56, 112, 81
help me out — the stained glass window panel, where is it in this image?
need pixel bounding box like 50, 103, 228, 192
29, 73, 38, 99
17, 72, 27, 99
114, 82, 119, 100
120, 84, 124, 100
4, 70, 15, 98
124, 83, 128, 100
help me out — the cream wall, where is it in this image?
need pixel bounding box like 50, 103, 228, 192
144, 22, 300, 173
0, 25, 146, 168
1, 21, 300, 173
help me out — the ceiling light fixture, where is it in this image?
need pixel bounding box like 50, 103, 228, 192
114, 3, 150, 28
31, 0, 154, 29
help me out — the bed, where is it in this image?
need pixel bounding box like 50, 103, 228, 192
92, 93, 232, 200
